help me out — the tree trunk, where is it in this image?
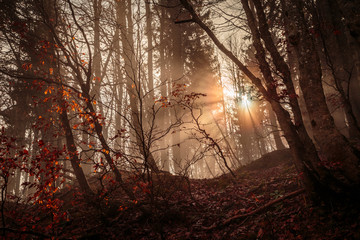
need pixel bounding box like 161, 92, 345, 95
287, 0, 360, 192
334, 0, 360, 124
114, 2, 124, 153
117, 0, 159, 173
92, 0, 104, 116
169, 1, 184, 174
268, 104, 286, 150
158, 1, 170, 171
335, 0, 360, 47
315, 0, 360, 141
26, 129, 39, 198
145, 0, 154, 101
59, 96, 93, 195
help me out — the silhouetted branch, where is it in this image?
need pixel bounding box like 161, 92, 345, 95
174, 19, 194, 24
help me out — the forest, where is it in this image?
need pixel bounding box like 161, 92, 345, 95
0, 0, 360, 239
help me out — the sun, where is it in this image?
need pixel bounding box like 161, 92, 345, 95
219, 77, 253, 110
241, 94, 251, 107
241, 94, 248, 102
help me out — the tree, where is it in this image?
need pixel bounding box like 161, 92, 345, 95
117, 0, 160, 173
283, 0, 360, 193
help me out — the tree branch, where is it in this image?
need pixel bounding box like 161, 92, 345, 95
174, 19, 194, 24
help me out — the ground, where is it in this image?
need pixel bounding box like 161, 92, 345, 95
2, 149, 360, 239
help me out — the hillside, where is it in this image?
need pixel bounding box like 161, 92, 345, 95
2, 149, 359, 239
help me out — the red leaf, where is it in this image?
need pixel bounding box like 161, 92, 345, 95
257, 228, 264, 238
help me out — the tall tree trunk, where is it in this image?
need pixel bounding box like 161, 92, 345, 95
145, 0, 154, 101
90, 0, 107, 153
158, 1, 170, 171
334, 0, 360, 124
27, 129, 39, 197
236, 108, 252, 164
59, 96, 93, 195
287, 0, 360, 191
315, 0, 360, 141
92, 0, 104, 116
335, 0, 360, 47
169, 2, 184, 174
117, 0, 159, 173
253, 0, 317, 159
13, 98, 27, 196
268, 104, 286, 150
114, 3, 124, 153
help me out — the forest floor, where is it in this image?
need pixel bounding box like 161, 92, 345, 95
3, 149, 360, 239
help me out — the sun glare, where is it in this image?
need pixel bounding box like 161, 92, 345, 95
223, 85, 237, 99
241, 94, 248, 102
241, 94, 251, 107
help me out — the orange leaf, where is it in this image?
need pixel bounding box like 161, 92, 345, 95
22, 63, 32, 71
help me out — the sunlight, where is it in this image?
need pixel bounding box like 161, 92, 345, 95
241, 94, 251, 108
241, 94, 248, 103
223, 85, 237, 99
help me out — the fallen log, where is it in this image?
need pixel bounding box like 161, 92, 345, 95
203, 188, 305, 230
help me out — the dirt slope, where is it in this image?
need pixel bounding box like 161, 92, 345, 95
3, 149, 359, 239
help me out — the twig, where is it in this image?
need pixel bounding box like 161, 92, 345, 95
174, 19, 194, 24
